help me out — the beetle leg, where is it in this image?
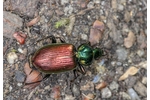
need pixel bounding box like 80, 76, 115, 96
78, 63, 86, 74
73, 69, 78, 79
50, 35, 66, 43
51, 35, 57, 43
54, 36, 65, 43
35, 35, 57, 44
70, 69, 79, 82
58, 37, 65, 43
42, 74, 51, 81
101, 48, 110, 59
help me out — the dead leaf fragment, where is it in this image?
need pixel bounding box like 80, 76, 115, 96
24, 62, 42, 89
26, 16, 40, 27
24, 62, 32, 75
124, 31, 136, 48
89, 28, 102, 46
118, 66, 139, 81
95, 82, 107, 90
89, 20, 105, 46
93, 20, 105, 32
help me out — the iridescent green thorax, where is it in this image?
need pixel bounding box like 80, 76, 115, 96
76, 44, 93, 66
76, 44, 104, 66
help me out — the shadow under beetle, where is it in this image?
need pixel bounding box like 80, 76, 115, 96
29, 35, 104, 81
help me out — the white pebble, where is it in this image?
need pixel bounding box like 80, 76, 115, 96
18, 48, 24, 53
7, 52, 18, 64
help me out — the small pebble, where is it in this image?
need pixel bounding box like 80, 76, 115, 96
61, 0, 69, 5
81, 34, 88, 40
87, 1, 94, 8
125, 76, 137, 88
134, 81, 147, 96
80, 81, 94, 91
127, 88, 140, 100
116, 47, 128, 61
119, 92, 131, 100
9, 86, 12, 92
142, 77, 147, 85
72, 84, 80, 96
111, 61, 116, 66
44, 85, 50, 90
118, 4, 124, 11
101, 87, 112, 98
137, 49, 145, 57
15, 71, 25, 82
18, 48, 24, 53
115, 67, 123, 75
17, 83, 23, 87
93, 0, 100, 4
64, 94, 75, 100
116, 62, 122, 66
64, 5, 73, 15
109, 81, 119, 91
7, 52, 18, 64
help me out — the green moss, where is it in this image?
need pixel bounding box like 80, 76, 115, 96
54, 18, 70, 29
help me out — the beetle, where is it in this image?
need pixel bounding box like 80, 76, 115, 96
29, 35, 104, 81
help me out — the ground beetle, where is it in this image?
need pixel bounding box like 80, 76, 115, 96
30, 35, 104, 80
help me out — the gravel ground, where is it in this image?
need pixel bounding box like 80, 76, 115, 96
3, 0, 147, 100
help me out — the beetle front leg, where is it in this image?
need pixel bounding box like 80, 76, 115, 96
35, 35, 57, 44
55, 36, 66, 43
36, 35, 65, 44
